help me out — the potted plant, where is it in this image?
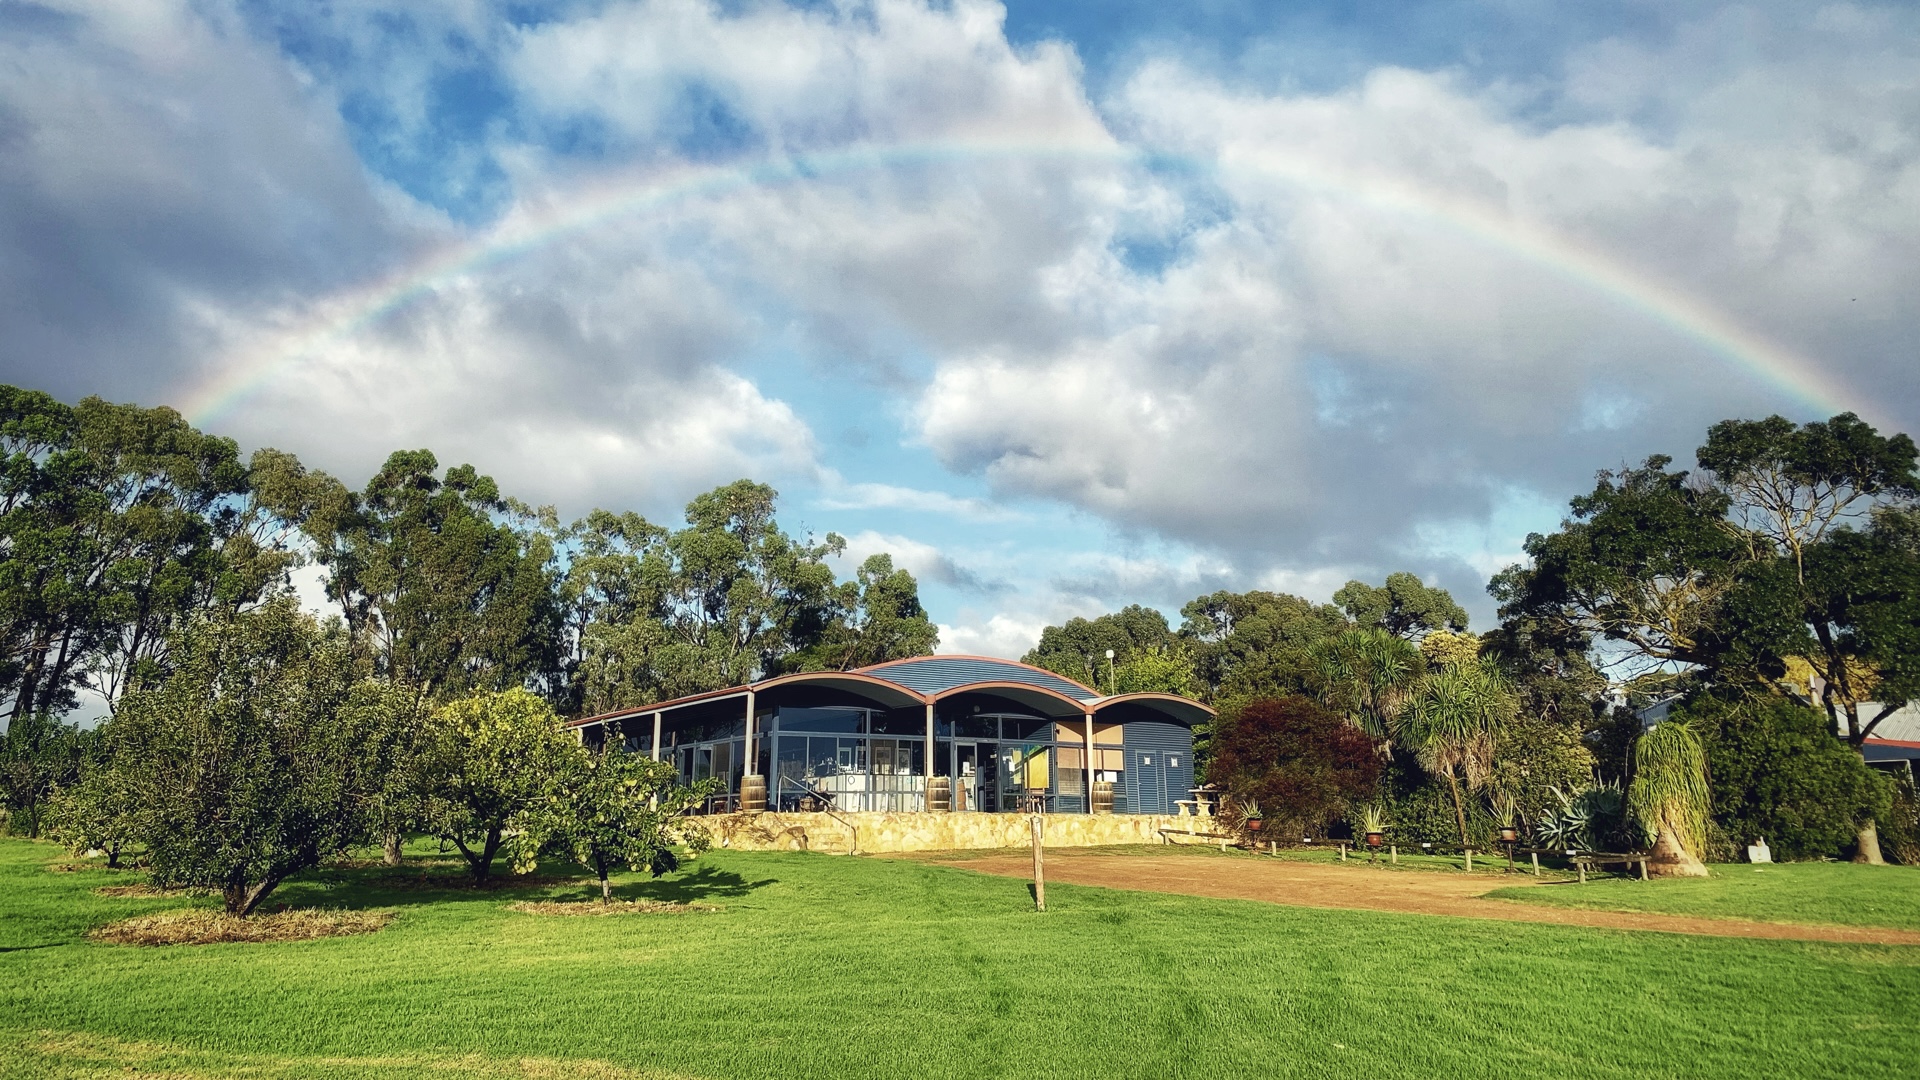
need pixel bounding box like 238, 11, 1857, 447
1358, 804, 1388, 848
1493, 793, 1520, 845
1237, 796, 1264, 832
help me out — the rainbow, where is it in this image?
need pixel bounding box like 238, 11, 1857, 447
178, 138, 1865, 427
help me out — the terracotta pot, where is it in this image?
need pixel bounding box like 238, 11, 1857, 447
1499, 827, 1518, 843
1247, 819, 1264, 831
1366, 832, 1384, 848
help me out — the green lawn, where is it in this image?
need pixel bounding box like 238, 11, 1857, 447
2, 838, 1918, 1079
1485, 861, 1920, 931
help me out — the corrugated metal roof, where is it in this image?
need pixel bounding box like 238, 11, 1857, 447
856, 656, 1101, 703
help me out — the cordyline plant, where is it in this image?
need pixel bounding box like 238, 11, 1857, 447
1398, 659, 1515, 848
521, 740, 717, 903
1629, 721, 1712, 877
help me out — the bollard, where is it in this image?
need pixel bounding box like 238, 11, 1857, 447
1390, 845, 1397, 864
1464, 849, 1472, 872
1531, 851, 1540, 877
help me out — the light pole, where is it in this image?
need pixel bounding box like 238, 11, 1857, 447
1105, 648, 1115, 693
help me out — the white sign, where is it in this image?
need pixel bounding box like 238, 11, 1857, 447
1747, 840, 1773, 864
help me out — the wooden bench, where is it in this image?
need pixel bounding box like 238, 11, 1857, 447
1515, 848, 1651, 881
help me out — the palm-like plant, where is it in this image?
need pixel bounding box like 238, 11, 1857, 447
1397, 659, 1516, 848
1309, 628, 1424, 741
1628, 721, 1711, 877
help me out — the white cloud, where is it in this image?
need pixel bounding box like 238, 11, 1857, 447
8, 0, 1920, 645
814, 478, 1018, 521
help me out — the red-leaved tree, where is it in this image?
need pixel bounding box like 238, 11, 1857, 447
1207, 696, 1382, 840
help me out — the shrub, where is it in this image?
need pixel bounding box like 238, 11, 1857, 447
1206, 696, 1382, 840
1679, 695, 1891, 860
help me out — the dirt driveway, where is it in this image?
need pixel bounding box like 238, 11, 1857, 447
933, 850, 1920, 945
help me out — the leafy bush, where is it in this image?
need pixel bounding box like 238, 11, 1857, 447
1679, 695, 1891, 861
1880, 773, 1920, 866
1206, 696, 1382, 841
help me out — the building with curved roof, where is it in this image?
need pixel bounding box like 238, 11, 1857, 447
571, 655, 1212, 816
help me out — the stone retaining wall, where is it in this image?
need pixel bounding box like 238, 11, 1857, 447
704, 810, 1216, 854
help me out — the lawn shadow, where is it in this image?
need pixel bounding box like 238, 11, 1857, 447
624, 865, 775, 903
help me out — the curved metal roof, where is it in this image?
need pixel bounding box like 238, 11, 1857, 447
569, 654, 1216, 728
855, 655, 1100, 703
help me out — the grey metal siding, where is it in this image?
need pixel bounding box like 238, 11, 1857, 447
1122, 721, 1193, 815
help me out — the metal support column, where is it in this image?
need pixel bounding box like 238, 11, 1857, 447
1084, 713, 1097, 814
650, 712, 663, 761
924, 702, 935, 778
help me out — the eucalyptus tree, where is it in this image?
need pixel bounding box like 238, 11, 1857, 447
1176, 590, 1350, 700
1025, 605, 1178, 691
1334, 572, 1469, 642
0, 387, 251, 718
793, 553, 939, 673
309, 450, 562, 705
1398, 659, 1517, 848
553, 509, 669, 715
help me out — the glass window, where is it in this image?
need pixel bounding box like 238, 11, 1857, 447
954, 716, 997, 739
1000, 715, 1051, 741
870, 710, 925, 736
777, 707, 865, 733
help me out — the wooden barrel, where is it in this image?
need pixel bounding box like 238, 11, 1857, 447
740, 774, 768, 813
1091, 780, 1115, 814
927, 776, 952, 812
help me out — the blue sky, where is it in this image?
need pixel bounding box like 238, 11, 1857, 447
3, 0, 1917, 656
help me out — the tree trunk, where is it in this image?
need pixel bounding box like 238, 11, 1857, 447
1855, 820, 1886, 865
600, 873, 613, 904
1647, 824, 1709, 878
224, 876, 282, 916
383, 832, 403, 866
1444, 770, 1469, 848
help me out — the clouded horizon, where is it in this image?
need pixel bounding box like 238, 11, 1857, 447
4, 0, 1916, 657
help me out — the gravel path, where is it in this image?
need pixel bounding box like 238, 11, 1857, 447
936, 850, 1920, 945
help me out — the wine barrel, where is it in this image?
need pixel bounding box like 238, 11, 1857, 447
1091, 780, 1115, 815
927, 776, 952, 812
740, 774, 768, 813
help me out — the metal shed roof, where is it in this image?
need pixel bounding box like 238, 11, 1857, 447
853, 655, 1100, 703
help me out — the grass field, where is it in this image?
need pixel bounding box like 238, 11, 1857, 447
1485, 861, 1920, 931
3, 838, 1918, 1079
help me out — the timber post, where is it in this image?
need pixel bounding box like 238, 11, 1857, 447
1031, 814, 1046, 912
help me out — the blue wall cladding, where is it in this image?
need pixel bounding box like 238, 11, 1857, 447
1122, 721, 1194, 816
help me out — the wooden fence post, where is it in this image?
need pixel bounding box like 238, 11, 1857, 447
1031, 815, 1046, 912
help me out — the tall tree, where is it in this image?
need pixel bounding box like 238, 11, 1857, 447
1491, 456, 1745, 683
1177, 590, 1349, 701
1398, 659, 1515, 848
1024, 605, 1178, 691
0, 388, 252, 719
311, 450, 561, 705
797, 553, 939, 672
1334, 572, 1469, 642
554, 510, 669, 715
